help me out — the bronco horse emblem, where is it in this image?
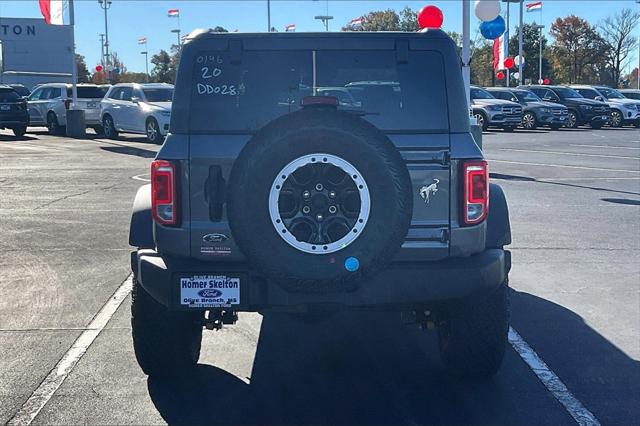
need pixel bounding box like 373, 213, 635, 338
419, 179, 440, 204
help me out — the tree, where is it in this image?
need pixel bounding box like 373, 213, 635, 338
470, 41, 494, 87
399, 6, 419, 32
599, 8, 640, 86
508, 23, 552, 84
549, 15, 607, 84
116, 72, 149, 83
151, 49, 173, 83
75, 54, 90, 83
622, 67, 638, 89
343, 9, 400, 31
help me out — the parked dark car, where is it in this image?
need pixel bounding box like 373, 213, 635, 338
486, 87, 568, 130
0, 85, 29, 137
7, 84, 31, 99
518, 85, 610, 129
619, 89, 640, 100
129, 31, 512, 380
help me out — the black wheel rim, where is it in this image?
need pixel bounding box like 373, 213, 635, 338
269, 154, 370, 254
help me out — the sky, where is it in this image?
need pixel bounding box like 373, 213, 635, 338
0, 0, 638, 74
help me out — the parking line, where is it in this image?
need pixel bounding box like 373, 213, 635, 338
488, 159, 640, 173
7, 275, 133, 426
570, 144, 640, 151
499, 148, 640, 160
509, 327, 601, 426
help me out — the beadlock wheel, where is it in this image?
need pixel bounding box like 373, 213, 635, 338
268, 153, 371, 254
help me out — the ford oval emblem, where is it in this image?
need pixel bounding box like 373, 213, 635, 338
198, 289, 223, 298
203, 233, 229, 243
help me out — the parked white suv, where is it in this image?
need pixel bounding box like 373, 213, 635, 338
572, 85, 640, 128
27, 83, 107, 135
101, 83, 173, 144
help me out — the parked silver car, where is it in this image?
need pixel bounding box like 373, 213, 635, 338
100, 83, 173, 144
470, 86, 523, 131
572, 85, 640, 128
27, 83, 107, 135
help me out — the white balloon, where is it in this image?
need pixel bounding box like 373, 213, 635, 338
512, 72, 520, 80
514, 55, 525, 66
474, 0, 501, 22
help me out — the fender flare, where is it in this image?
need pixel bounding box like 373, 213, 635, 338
129, 184, 154, 249
486, 183, 511, 248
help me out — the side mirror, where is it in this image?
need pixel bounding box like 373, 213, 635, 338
595, 96, 604, 102
131, 96, 140, 104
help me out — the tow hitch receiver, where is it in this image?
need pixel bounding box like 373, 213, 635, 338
204, 310, 238, 330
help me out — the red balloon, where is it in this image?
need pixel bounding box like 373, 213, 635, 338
503, 57, 515, 69
496, 71, 505, 80
417, 5, 444, 29
543, 78, 551, 85
95, 65, 103, 72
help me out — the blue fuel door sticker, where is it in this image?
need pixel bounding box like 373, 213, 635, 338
344, 257, 360, 272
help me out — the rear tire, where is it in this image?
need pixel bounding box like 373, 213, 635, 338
103, 115, 118, 139
438, 279, 510, 379
131, 276, 202, 378
12, 126, 27, 137
47, 112, 64, 136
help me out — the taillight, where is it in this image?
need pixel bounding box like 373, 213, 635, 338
462, 160, 489, 225
151, 160, 178, 226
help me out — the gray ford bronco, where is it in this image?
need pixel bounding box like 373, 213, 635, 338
129, 31, 512, 379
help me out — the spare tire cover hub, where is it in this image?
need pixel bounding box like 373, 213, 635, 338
268, 153, 371, 254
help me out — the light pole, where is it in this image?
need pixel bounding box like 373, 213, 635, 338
141, 51, 149, 82
171, 29, 181, 48
99, 33, 105, 70
267, 0, 271, 32
98, 0, 112, 83
533, 24, 545, 83
313, 0, 332, 31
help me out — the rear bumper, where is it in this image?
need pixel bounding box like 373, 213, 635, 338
133, 248, 510, 311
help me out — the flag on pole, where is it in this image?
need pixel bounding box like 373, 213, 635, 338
285, 23, 296, 32
138, 37, 147, 45
526, 2, 542, 12
168, 9, 180, 17
38, 0, 64, 25
350, 17, 365, 28
493, 32, 508, 70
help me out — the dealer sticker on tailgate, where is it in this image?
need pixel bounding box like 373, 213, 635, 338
180, 275, 240, 308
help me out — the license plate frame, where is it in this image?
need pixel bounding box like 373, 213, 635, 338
0, 105, 10, 111
178, 274, 241, 308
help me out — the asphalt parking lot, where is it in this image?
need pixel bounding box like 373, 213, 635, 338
0, 126, 638, 425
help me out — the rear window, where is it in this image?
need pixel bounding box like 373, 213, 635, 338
67, 87, 105, 99
0, 89, 20, 102
143, 88, 174, 102
189, 49, 448, 132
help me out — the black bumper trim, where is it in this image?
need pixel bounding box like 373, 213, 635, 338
135, 248, 509, 311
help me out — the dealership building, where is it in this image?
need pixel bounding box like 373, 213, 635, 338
0, 17, 73, 89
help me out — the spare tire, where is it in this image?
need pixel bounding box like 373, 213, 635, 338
227, 109, 412, 292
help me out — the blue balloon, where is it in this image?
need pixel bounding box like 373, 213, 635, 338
480, 15, 506, 40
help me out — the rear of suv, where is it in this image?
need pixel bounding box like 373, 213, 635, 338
519, 84, 610, 129
129, 31, 512, 380
0, 85, 29, 137
27, 83, 106, 135
101, 83, 173, 144
470, 86, 523, 131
